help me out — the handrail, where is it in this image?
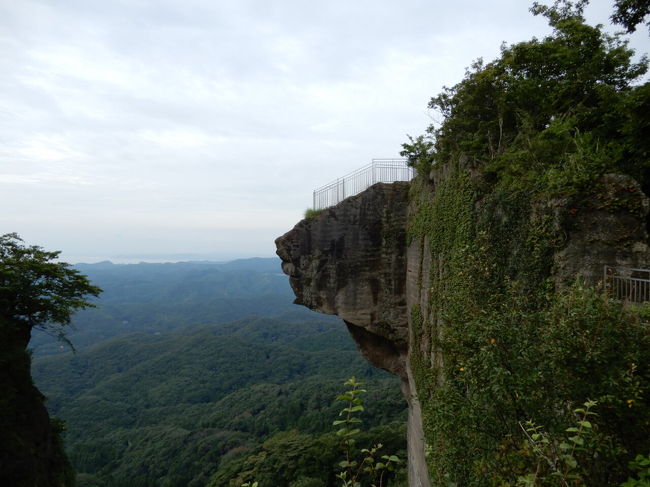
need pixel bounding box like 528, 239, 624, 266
604, 265, 650, 303
312, 159, 414, 210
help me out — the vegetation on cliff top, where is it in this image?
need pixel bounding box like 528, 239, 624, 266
1, 233, 101, 487
403, 1, 650, 485
403, 0, 649, 194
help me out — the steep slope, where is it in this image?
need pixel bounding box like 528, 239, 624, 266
0, 324, 74, 487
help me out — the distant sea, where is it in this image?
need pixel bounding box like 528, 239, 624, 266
58, 253, 277, 265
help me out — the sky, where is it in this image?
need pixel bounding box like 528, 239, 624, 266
1, 0, 648, 263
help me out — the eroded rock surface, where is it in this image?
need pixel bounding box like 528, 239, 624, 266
275, 181, 431, 486
554, 173, 650, 286
275, 182, 410, 377
276, 172, 650, 487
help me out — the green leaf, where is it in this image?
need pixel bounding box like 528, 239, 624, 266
569, 435, 584, 446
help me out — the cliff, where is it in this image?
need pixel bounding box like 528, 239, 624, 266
276, 182, 410, 377
276, 172, 650, 486
0, 326, 74, 487
276, 7, 650, 483
276, 182, 430, 485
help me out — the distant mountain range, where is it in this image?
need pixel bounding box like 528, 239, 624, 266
30, 258, 305, 355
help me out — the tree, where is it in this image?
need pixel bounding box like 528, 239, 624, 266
533, 0, 650, 34
0, 234, 100, 486
406, 0, 649, 189
611, 0, 650, 33
0, 233, 101, 348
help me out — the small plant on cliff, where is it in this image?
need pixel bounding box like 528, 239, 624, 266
335, 377, 401, 487
304, 208, 324, 221
516, 400, 600, 486
622, 454, 650, 487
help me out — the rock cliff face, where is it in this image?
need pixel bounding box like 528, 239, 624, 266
276, 182, 410, 378
275, 175, 650, 487
276, 182, 431, 486
0, 327, 74, 487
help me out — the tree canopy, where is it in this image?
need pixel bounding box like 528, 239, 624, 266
611, 0, 650, 33
0, 233, 101, 346
403, 0, 650, 193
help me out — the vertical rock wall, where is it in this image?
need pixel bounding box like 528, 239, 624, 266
276, 182, 410, 378
276, 182, 431, 486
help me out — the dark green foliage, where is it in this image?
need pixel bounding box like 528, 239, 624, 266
404, 3, 650, 485
30, 258, 296, 355
409, 166, 650, 485
0, 234, 100, 487
611, 0, 650, 33
29, 257, 405, 486
1, 233, 101, 346
406, 1, 649, 195
333, 377, 405, 487
207, 423, 406, 487
34, 315, 405, 486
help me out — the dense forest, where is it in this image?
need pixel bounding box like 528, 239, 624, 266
31, 260, 407, 486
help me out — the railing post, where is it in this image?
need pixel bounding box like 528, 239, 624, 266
311, 158, 412, 210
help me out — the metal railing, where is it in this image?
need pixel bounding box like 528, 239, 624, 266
313, 159, 414, 210
604, 265, 650, 303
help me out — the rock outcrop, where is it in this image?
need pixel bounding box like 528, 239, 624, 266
276, 182, 410, 378
554, 173, 650, 286
276, 174, 650, 487
276, 182, 431, 486
0, 325, 74, 487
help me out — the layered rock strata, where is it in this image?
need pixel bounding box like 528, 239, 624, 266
275, 182, 431, 486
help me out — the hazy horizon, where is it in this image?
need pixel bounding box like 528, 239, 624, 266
62, 252, 280, 265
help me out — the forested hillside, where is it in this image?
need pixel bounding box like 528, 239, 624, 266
30, 258, 296, 355
32, 260, 406, 486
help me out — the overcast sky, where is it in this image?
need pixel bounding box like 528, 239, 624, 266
1, 0, 648, 263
